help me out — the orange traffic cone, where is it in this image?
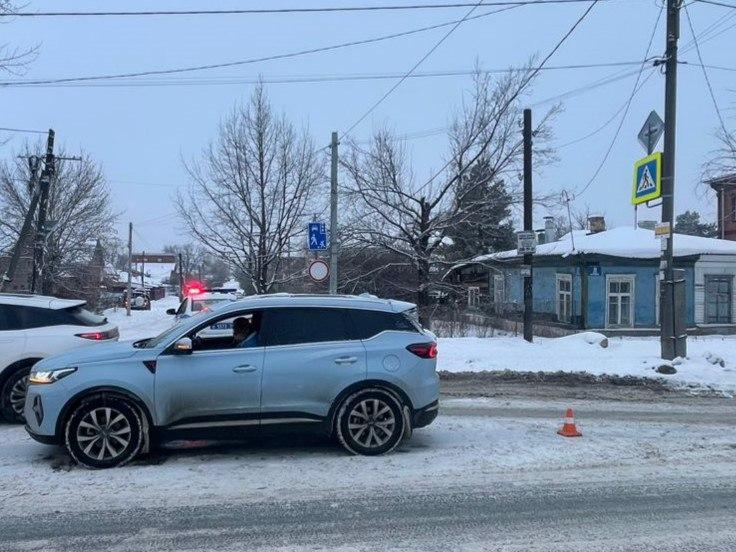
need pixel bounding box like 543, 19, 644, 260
557, 408, 582, 437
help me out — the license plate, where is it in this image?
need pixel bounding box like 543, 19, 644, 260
210, 323, 232, 330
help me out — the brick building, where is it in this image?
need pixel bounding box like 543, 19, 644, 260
708, 174, 736, 241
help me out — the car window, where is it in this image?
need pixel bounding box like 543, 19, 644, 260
176, 298, 188, 316
0, 305, 22, 331
348, 309, 419, 339
262, 308, 351, 346
64, 306, 106, 327
191, 311, 262, 352
0, 304, 86, 330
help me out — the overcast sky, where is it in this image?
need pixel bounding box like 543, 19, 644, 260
1, 0, 734, 252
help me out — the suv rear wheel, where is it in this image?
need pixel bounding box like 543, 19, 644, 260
65, 395, 144, 469
0, 365, 32, 423
335, 388, 405, 456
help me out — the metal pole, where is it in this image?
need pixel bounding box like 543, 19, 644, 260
660, 0, 686, 359
329, 131, 339, 294
522, 109, 534, 343
126, 223, 132, 317
178, 252, 184, 301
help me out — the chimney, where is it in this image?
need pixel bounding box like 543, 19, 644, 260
544, 216, 557, 243
588, 215, 606, 234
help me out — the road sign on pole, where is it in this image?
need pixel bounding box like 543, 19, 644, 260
308, 259, 329, 282
516, 230, 537, 255
308, 222, 328, 251
632, 152, 662, 205
637, 110, 664, 155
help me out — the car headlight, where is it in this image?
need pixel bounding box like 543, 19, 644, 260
29, 367, 77, 385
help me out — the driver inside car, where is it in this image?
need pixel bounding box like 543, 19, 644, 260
232, 316, 259, 348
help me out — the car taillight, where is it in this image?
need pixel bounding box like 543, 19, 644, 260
406, 342, 438, 359
76, 328, 119, 341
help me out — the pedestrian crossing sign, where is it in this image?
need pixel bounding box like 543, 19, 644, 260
632, 152, 662, 205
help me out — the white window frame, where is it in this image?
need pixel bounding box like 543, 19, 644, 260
493, 273, 505, 306
605, 274, 635, 328
556, 273, 573, 323
467, 286, 481, 308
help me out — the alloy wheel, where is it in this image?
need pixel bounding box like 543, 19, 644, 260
347, 398, 396, 448
9, 375, 28, 416
76, 407, 132, 461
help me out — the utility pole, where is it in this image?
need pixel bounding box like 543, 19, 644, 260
31, 129, 55, 294
178, 252, 184, 301
522, 109, 534, 343
660, 0, 686, 360
141, 250, 145, 292
126, 223, 133, 317
329, 131, 339, 294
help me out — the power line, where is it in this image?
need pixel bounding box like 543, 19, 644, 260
683, 2, 730, 139
0, 6, 540, 87
342, 1, 511, 138
0, 126, 47, 134
0, 0, 626, 17
0, 61, 650, 88
413, 0, 601, 196
692, 0, 736, 8
572, 4, 663, 198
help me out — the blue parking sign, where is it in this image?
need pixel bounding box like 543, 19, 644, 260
308, 222, 328, 251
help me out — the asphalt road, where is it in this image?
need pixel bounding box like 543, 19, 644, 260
2, 476, 735, 551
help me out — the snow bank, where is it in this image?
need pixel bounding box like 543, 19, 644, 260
104, 295, 180, 341
437, 334, 736, 392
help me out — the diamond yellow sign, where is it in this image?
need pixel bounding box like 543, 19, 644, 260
632, 152, 662, 205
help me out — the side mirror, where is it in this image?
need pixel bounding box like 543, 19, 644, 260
166, 308, 176, 315
172, 337, 193, 355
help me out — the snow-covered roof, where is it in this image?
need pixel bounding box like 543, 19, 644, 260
132, 262, 176, 287
472, 226, 736, 263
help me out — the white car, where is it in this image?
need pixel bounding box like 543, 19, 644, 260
0, 293, 119, 422
167, 289, 238, 338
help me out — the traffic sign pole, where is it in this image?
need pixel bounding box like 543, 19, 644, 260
660, 0, 686, 360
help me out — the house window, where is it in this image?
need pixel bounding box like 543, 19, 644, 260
606, 275, 635, 328
705, 275, 732, 324
467, 286, 480, 308
556, 273, 572, 323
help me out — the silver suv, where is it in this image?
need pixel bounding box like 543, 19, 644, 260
24, 294, 439, 469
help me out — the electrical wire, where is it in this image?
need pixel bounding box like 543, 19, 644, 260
341, 1, 510, 138
692, 0, 736, 8
412, 0, 601, 196
0, 0, 627, 17
572, 4, 663, 198
683, 2, 731, 140
0, 126, 47, 134
0, 6, 543, 87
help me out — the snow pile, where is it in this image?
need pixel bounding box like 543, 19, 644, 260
475, 226, 736, 261
104, 295, 180, 341
437, 334, 736, 392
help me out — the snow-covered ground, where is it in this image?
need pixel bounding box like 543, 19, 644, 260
105, 296, 736, 392
2, 403, 735, 515
439, 333, 736, 392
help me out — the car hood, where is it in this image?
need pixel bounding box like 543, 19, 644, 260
36, 340, 141, 370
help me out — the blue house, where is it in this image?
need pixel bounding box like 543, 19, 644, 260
450, 225, 736, 333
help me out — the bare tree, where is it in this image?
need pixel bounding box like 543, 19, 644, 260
0, 146, 118, 294
178, 84, 325, 294
0, 2, 38, 75
341, 68, 558, 324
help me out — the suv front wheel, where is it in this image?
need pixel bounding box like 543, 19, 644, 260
64, 395, 144, 469
335, 388, 405, 456
0, 365, 31, 423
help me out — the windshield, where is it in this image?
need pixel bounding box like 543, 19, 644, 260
191, 297, 232, 312
140, 314, 203, 348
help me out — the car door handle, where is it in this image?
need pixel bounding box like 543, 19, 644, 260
334, 356, 358, 365
233, 365, 258, 373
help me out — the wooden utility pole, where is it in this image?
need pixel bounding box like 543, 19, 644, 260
178, 252, 184, 301
126, 223, 132, 317
660, 0, 686, 360
329, 131, 339, 294
31, 130, 55, 294
522, 109, 534, 343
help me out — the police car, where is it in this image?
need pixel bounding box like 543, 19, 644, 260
166, 287, 239, 337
